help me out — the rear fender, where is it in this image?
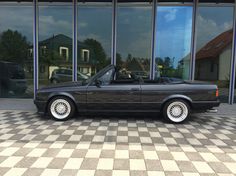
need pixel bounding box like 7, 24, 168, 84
161, 94, 193, 109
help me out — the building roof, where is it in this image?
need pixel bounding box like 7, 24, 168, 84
39, 34, 87, 48
196, 29, 233, 60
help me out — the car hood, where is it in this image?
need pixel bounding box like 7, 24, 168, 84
39, 81, 83, 90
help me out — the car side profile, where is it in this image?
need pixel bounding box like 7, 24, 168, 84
34, 65, 220, 123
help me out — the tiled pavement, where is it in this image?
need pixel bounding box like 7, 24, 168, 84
0, 111, 236, 176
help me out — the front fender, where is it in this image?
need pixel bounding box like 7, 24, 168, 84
48, 92, 76, 103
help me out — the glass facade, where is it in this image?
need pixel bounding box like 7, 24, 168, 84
116, 0, 152, 80
155, 6, 193, 80
77, 0, 112, 77
38, 1, 73, 87
0, 2, 33, 98
195, 5, 234, 102
0, 0, 236, 104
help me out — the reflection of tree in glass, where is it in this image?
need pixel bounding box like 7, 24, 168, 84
156, 57, 182, 78
83, 39, 109, 71
40, 50, 64, 66
116, 53, 123, 66
0, 29, 30, 64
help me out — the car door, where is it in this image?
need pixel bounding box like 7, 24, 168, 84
140, 81, 168, 111
86, 67, 141, 112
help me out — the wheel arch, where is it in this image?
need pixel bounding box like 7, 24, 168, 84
46, 92, 77, 113
161, 95, 193, 111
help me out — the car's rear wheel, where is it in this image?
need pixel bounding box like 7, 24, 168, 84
48, 96, 75, 121
163, 99, 190, 123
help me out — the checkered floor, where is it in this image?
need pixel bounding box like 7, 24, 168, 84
0, 111, 236, 176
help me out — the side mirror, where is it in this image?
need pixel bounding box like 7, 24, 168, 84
95, 79, 102, 88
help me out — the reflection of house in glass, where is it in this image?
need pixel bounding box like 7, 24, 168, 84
178, 56, 190, 80
195, 30, 233, 87
35, 34, 97, 82
123, 57, 150, 79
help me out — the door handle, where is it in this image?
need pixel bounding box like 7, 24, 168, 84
131, 88, 140, 91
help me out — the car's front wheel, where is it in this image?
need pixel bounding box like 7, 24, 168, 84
48, 96, 75, 121
163, 99, 190, 123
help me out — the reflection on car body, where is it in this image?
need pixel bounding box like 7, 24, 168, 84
35, 65, 220, 123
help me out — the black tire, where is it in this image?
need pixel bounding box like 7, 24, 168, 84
48, 96, 75, 121
162, 99, 190, 124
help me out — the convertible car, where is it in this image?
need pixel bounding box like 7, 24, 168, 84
34, 65, 220, 123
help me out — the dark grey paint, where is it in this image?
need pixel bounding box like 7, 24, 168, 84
34, 65, 220, 114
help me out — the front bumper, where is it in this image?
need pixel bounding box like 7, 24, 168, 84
34, 100, 47, 114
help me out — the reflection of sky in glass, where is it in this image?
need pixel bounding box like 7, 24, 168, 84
155, 6, 192, 68
117, 6, 152, 59
39, 6, 72, 41
196, 7, 233, 51
0, 6, 33, 44
78, 6, 112, 58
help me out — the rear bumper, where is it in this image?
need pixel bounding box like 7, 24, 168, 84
192, 100, 220, 111
34, 100, 47, 115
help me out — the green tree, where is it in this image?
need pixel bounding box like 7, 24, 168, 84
116, 53, 123, 67
83, 39, 107, 70
0, 29, 30, 64
127, 53, 132, 63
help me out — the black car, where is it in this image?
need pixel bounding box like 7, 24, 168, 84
34, 65, 220, 123
0, 61, 27, 96
50, 68, 89, 84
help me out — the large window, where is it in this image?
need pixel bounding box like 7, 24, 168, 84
39, 1, 73, 87
78, 0, 112, 77
116, 0, 152, 80
155, 6, 193, 80
195, 6, 234, 102
0, 2, 33, 98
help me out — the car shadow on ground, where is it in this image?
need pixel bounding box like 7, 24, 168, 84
40, 112, 215, 125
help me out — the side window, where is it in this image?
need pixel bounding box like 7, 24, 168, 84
98, 69, 114, 85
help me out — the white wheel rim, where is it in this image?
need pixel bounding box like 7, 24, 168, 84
167, 101, 188, 123
50, 99, 71, 120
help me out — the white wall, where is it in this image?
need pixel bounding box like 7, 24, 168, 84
219, 45, 232, 81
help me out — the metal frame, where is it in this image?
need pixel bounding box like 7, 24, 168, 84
73, 0, 78, 81
190, 0, 198, 80
37, 2, 72, 6
229, 2, 236, 104
111, 0, 117, 65
150, 0, 157, 80
33, 0, 39, 99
